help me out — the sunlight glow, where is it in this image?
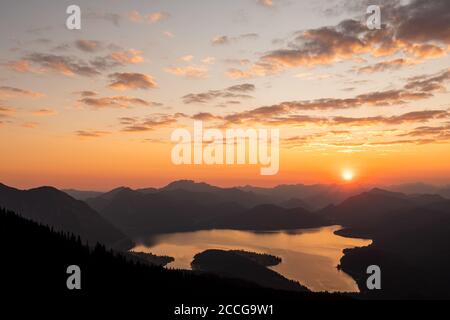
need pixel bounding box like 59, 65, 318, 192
342, 169, 354, 182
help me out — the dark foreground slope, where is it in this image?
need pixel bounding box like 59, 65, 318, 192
0, 208, 347, 308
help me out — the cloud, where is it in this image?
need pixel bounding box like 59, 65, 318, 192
220, 68, 450, 124
0, 106, 15, 117
163, 31, 175, 38
3, 60, 33, 72
330, 110, 450, 126
128, 11, 170, 23
10, 48, 144, 77
182, 83, 255, 104
226, 83, 255, 92
21, 122, 39, 129
148, 12, 170, 23
211, 33, 259, 45
356, 58, 417, 73
108, 72, 157, 90
165, 66, 208, 79
201, 57, 216, 65
75, 40, 103, 53
211, 36, 229, 45
180, 55, 194, 62
404, 69, 450, 92
31, 108, 56, 116
230, 0, 450, 77
75, 130, 110, 138
23, 53, 100, 76
120, 113, 185, 132
75, 91, 97, 97
79, 96, 153, 109
0, 86, 44, 99
90, 49, 144, 69
258, 0, 274, 8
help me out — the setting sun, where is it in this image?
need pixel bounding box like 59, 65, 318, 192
342, 170, 354, 182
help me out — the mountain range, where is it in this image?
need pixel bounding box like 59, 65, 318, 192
0, 183, 131, 250
1, 179, 450, 298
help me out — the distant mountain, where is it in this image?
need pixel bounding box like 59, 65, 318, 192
161, 180, 223, 193
86, 187, 245, 236
385, 182, 450, 199
85, 186, 133, 212
86, 183, 326, 236
62, 189, 103, 200
321, 188, 447, 228
278, 197, 312, 210
207, 204, 329, 230
160, 180, 274, 208
0, 183, 132, 250
239, 183, 366, 210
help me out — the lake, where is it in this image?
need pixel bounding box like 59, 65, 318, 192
132, 225, 372, 292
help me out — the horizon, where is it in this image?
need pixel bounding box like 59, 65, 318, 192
2, 178, 450, 193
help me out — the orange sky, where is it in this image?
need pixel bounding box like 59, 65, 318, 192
0, 0, 449, 190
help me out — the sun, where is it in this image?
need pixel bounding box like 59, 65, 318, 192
341, 169, 354, 182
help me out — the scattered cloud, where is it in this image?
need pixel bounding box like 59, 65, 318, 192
356, 58, 417, 73
180, 55, 194, 62
165, 65, 208, 79
108, 72, 158, 90
75, 91, 97, 97
75, 40, 103, 53
163, 31, 175, 38
31, 108, 57, 116
230, 0, 450, 77
75, 130, 110, 138
212, 33, 259, 45
0, 86, 44, 99
258, 0, 274, 8
79, 95, 153, 109
9, 48, 143, 77
221, 68, 450, 124
201, 57, 216, 65
182, 83, 255, 104
128, 11, 170, 24
120, 113, 185, 132
21, 122, 39, 129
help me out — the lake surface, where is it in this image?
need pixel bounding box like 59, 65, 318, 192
132, 225, 372, 292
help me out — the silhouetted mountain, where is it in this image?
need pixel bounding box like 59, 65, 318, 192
239, 183, 366, 210
87, 185, 326, 236
162, 180, 223, 193
62, 189, 103, 200
85, 186, 133, 212
331, 190, 450, 299
207, 204, 329, 230
278, 197, 312, 210
321, 188, 447, 228
0, 183, 131, 250
192, 249, 308, 292
386, 182, 450, 199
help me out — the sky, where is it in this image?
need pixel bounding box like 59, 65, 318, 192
0, 0, 449, 190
